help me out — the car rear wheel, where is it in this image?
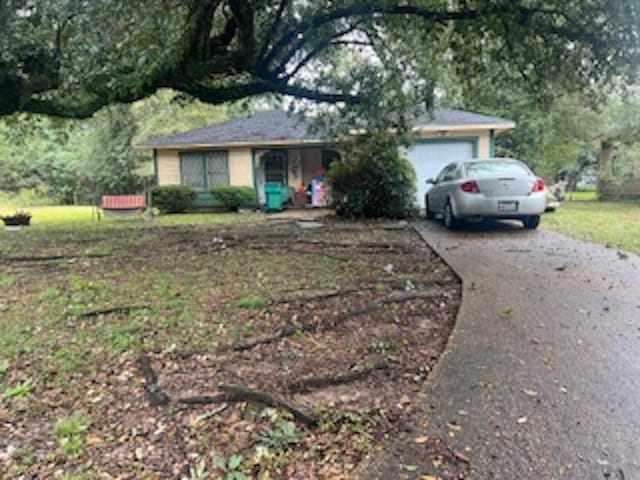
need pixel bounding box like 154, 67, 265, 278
522, 215, 540, 229
425, 196, 435, 220
443, 201, 459, 230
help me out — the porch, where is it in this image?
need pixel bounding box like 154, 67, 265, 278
253, 146, 338, 208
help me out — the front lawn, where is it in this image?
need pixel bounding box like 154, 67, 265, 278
542, 196, 640, 254
0, 214, 462, 479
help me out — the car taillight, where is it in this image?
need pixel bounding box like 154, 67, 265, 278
460, 181, 480, 193
532, 178, 545, 192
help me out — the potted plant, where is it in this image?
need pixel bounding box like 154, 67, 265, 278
1, 210, 32, 228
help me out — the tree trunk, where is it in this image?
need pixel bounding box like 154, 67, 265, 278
597, 139, 614, 199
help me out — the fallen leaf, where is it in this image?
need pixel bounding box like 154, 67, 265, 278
500, 307, 513, 318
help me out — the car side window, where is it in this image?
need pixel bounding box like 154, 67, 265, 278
442, 164, 459, 182
436, 164, 455, 183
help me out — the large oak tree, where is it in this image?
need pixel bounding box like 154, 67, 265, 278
0, 0, 638, 119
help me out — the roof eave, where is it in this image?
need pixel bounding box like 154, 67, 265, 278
413, 122, 516, 134
133, 138, 329, 150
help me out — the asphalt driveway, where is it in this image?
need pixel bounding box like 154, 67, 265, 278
412, 219, 640, 479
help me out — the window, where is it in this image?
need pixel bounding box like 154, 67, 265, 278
180, 151, 229, 190
436, 164, 456, 183
464, 160, 531, 177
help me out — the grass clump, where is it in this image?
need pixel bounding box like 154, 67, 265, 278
55, 414, 90, 457
3, 379, 33, 403
232, 296, 268, 310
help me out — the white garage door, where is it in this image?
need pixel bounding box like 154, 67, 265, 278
402, 141, 475, 207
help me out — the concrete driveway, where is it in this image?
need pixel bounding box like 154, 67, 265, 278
413, 219, 640, 479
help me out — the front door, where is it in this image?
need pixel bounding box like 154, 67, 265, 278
255, 150, 288, 204
264, 151, 287, 184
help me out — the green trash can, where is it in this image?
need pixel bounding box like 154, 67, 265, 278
265, 182, 284, 212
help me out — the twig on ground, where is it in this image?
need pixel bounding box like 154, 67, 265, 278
179, 384, 318, 427
78, 305, 150, 318
288, 361, 390, 393
2, 252, 112, 262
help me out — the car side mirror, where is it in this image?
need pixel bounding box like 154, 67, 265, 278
426, 178, 436, 184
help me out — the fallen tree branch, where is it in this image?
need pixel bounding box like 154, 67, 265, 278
179, 384, 318, 427
234, 289, 438, 351
270, 287, 369, 305
2, 252, 112, 262
135, 355, 171, 406
288, 361, 390, 393
78, 305, 150, 318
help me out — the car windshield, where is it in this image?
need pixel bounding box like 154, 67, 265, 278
464, 161, 531, 177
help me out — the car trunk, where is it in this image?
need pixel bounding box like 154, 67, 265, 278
474, 177, 534, 198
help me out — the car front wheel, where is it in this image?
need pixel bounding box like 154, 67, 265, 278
522, 215, 540, 229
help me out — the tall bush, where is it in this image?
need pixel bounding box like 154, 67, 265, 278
151, 185, 196, 213
327, 133, 417, 219
211, 186, 257, 211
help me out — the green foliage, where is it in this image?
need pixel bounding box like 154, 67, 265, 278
55, 414, 90, 457
0, 91, 234, 205
258, 421, 302, 452
212, 186, 258, 212
328, 133, 417, 219
37, 288, 62, 303
231, 296, 267, 310
108, 325, 141, 351
213, 454, 246, 480
3, 379, 33, 403
369, 340, 395, 355
152, 185, 197, 213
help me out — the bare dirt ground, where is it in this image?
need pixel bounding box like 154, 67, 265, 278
0, 217, 463, 479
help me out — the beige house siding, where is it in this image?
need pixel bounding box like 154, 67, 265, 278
156, 149, 180, 185
228, 148, 253, 187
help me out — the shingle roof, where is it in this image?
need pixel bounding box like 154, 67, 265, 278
139, 110, 316, 148
137, 108, 513, 148
415, 108, 513, 127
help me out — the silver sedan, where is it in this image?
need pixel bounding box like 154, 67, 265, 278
424, 158, 547, 229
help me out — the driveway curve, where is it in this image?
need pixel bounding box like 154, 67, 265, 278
414, 220, 640, 479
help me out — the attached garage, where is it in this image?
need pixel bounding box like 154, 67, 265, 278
404, 109, 515, 207
403, 139, 477, 207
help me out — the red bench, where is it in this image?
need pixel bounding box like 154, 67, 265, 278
101, 195, 146, 217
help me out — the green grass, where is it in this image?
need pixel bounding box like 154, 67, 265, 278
542, 195, 640, 254
0, 205, 264, 227
55, 414, 91, 457
3, 379, 33, 403
0, 205, 95, 225
562, 190, 598, 202
231, 295, 268, 310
